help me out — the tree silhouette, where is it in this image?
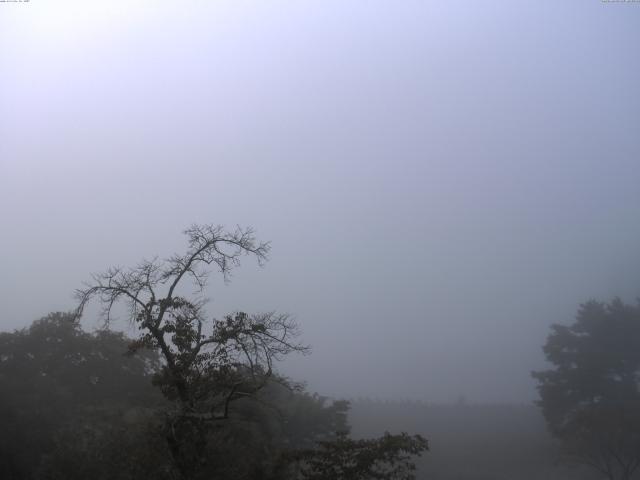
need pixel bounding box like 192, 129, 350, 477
75, 224, 308, 479
74, 223, 428, 480
532, 298, 640, 480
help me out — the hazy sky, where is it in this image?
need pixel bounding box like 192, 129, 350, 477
1, 0, 639, 403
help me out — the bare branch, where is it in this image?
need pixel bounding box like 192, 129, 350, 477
73, 224, 309, 480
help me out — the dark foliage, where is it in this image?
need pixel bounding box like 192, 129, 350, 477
73, 224, 427, 480
74, 224, 309, 478
282, 432, 428, 480
532, 298, 640, 480
0, 312, 163, 479
0, 313, 360, 480
0, 224, 428, 480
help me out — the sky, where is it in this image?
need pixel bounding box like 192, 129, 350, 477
1, 0, 639, 403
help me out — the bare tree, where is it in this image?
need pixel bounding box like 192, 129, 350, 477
75, 224, 308, 479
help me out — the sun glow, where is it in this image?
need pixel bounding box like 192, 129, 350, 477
3, 1, 154, 46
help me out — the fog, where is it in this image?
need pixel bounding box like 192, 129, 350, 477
1, 0, 639, 405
